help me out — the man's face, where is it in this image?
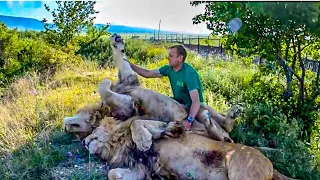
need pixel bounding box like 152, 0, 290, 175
168, 48, 182, 67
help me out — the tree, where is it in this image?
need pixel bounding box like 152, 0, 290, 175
191, 2, 320, 141
42, 1, 108, 46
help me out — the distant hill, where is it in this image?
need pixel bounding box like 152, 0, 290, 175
0, 15, 206, 35
0, 15, 45, 31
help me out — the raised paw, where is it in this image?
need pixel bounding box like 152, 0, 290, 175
110, 33, 125, 53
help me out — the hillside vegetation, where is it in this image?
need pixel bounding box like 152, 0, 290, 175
0, 1, 320, 180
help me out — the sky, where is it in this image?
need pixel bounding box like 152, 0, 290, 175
0, 0, 211, 34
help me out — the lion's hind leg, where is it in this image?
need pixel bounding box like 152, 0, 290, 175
196, 108, 234, 143
130, 119, 168, 152
204, 104, 243, 133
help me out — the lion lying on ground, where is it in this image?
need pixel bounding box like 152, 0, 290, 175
64, 104, 296, 180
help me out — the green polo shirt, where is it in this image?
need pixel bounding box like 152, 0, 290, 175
159, 62, 204, 108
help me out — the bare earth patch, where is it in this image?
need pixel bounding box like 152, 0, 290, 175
50, 150, 109, 180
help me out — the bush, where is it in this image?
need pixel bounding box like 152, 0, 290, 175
76, 35, 113, 67
0, 23, 82, 87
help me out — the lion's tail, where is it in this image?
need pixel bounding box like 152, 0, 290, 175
272, 169, 299, 180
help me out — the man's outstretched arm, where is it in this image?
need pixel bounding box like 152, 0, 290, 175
126, 60, 163, 78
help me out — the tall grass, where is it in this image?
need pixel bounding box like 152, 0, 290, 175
0, 61, 113, 179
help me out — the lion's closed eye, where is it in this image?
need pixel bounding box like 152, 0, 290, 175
70, 123, 80, 127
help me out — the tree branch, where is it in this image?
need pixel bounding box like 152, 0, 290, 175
254, 146, 284, 153
296, 34, 305, 104
278, 56, 302, 82
284, 36, 292, 95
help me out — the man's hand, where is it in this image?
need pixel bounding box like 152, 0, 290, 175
183, 120, 192, 131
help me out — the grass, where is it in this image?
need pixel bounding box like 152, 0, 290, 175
0, 61, 113, 179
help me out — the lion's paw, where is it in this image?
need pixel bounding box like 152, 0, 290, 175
83, 134, 100, 154
108, 168, 136, 180
165, 121, 183, 137
132, 128, 152, 152
108, 168, 125, 180
83, 128, 109, 155
110, 33, 125, 53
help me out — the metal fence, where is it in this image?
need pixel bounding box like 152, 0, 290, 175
128, 33, 224, 55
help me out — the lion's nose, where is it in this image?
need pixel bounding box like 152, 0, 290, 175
64, 126, 70, 133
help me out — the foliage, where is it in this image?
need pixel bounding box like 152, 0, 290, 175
191, 1, 320, 141
76, 34, 112, 67
0, 23, 82, 88
125, 39, 170, 65
42, 1, 109, 47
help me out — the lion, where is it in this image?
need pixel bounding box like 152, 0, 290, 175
105, 33, 239, 144
63, 108, 296, 180
63, 101, 111, 140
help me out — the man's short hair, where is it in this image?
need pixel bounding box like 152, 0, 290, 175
169, 44, 187, 61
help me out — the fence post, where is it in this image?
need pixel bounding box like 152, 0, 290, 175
219, 39, 223, 54
182, 35, 184, 44
197, 36, 200, 53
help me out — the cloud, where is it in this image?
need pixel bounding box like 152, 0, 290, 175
94, 0, 210, 34
7, 1, 13, 8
